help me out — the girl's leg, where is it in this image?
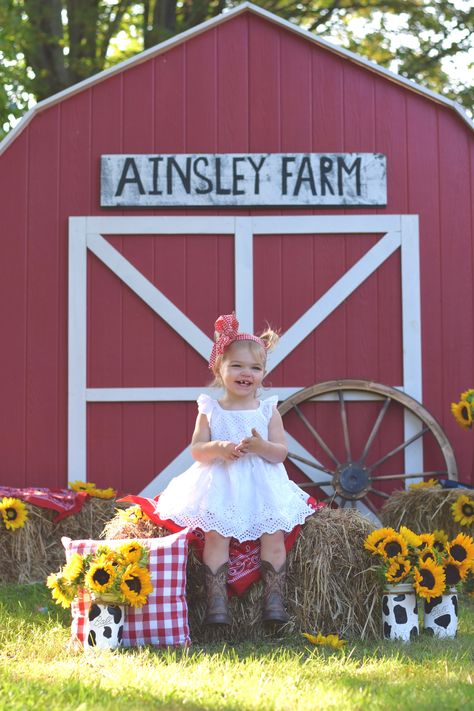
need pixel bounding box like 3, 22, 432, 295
203, 530, 231, 573
202, 530, 231, 625
260, 530, 289, 623
260, 530, 286, 569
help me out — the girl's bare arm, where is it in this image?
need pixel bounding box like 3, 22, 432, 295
191, 413, 243, 462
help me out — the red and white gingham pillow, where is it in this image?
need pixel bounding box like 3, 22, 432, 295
62, 529, 190, 648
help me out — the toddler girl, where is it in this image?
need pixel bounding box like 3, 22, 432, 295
155, 313, 316, 624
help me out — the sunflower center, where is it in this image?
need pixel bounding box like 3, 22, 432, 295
461, 503, 474, 517
125, 575, 142, 594
420, 569, 436, 590
445, 563, 461, 586
385, 541, 402, 557
394, 565, 405, 578
450, 544, 467, 562
433, 541, 445, 552
461, 404, 471, 421
5, 508, 18, 520
93, 568, 111, 585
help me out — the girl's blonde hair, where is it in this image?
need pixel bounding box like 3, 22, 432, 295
210, 325, 279, 388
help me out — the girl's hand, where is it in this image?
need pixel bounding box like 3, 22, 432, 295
237, 428, 264, 455
218, 440, 244, 461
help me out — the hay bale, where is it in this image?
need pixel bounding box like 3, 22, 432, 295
380, 488, 474, 538
0, 498, 123, 584
101, 510, 170, 540
188, 508, 381, 643
102, 506, 381, 641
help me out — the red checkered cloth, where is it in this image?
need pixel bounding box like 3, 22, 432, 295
62, 530, 191, 648
119, 494, 325, 596
0, 486, 87, 522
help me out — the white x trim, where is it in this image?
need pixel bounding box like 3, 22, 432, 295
68, 214, 421, 502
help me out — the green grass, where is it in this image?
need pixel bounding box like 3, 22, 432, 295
0, 584, 473, 711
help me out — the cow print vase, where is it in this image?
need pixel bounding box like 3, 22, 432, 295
382, 584, 419, 642
424, 589, 458, 639
85, 602, 125, 650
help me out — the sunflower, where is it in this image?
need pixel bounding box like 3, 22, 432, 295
451, 495, 474, 527
118, 541, 145, 564
302, 632, 346, 649
447, 533, 474, 566
432, 529, 449, 552
89, 487, 116, 499
413, 558, 445, 601
0, 497, 28, 530
418, 548, 436, 564
118, 505, 147, 523
84, 560, 116, 593
69, 480, 96, 493
120, 564, 153, 607
62, 553, 84, 583
443, 557, 468, 586
46, 573, 76, 608
409, 478, 440, 490
417, 533, 435, 550
399, 526, 422, 548
385, 556, 411, 583
460, 389, 474, 403
451, 400, 473, 429
364, 527, 397, 554
377, 533, 408, 559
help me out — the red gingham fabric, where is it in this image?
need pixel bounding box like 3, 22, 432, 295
62, 529, 190, 648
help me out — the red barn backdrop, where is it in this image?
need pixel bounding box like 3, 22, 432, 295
0, 3, 473, 508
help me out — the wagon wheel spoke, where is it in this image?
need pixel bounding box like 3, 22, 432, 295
360, 397, 391, 463
370, 471, 447, 482
360, 495, 380, 516
294, 405, 340, 466
287, 452, 334, 476
368, 426, 429, 471
367, 487, 390, 500
338, 391, 352, 461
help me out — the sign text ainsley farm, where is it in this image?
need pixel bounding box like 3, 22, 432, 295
100, 153, 386, 208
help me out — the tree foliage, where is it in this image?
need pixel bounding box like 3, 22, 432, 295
0, 1, 472, 139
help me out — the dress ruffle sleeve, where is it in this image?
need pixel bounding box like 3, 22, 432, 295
262, 395, 279, 421
197, 393, 216, 419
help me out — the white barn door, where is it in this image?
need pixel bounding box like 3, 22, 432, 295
68, 214, 421, 517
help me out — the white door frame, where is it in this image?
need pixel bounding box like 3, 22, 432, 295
68, 214, 421, 514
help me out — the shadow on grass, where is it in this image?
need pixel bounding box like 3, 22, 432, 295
0, 582, 70, 627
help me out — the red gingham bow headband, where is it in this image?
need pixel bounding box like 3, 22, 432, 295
209, 313, 267, 370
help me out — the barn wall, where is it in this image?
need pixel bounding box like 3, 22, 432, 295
0, 11, 473, 490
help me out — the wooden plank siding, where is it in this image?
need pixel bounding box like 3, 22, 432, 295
0, 10, 473, 492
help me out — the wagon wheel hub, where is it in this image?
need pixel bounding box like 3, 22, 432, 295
334, 462, 370, 499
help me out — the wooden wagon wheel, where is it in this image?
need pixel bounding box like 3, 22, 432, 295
278, 379, 458, 519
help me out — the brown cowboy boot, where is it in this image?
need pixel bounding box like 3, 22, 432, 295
260, 560, 290, 623
203, 562, 231, 625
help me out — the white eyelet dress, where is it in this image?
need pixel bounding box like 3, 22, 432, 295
154, 393, 316, 542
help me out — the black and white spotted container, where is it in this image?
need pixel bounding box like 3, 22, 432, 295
423, 589, 458, 639
85, 602, 125, 650
382, 584, 419, 642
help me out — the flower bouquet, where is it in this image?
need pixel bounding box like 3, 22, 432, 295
47, 540, 153, 609
47, 540, 154, 649
364, 526, 474, 639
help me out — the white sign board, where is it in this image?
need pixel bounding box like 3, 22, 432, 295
100, 153, 386, 208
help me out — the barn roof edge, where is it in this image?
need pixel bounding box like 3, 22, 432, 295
0, 1, 472, 156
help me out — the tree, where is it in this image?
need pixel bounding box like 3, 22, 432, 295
0, 1, 472, 139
